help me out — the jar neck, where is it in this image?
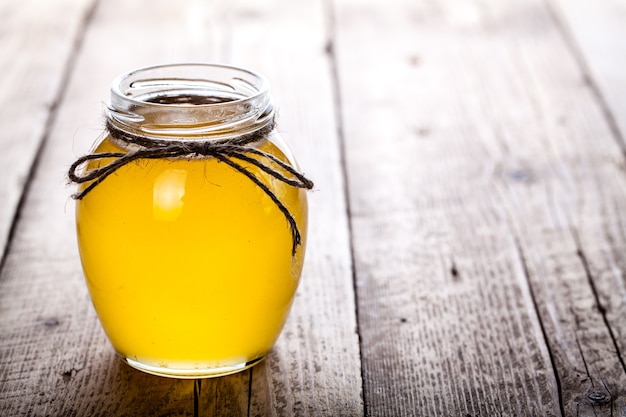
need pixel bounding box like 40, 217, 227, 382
106, 63, 273, 141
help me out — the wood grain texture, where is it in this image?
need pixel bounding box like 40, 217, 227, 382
331, 0, 626, 415
0, 0, 362, 415
548, 3, 626, 412
3, 0, 626, 415
549, 0, 626, 148
0, 0, 93, 265
218, 0, 364, 414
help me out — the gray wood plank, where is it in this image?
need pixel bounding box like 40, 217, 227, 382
0, 0, 94, 263
550, 0, 626, 147
548, 3, 626, 413
0, 0, 362, 415
222, 0, 364, 414
332, 0, 626, 415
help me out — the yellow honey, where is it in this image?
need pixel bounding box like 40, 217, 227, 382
75, 135, 307, 377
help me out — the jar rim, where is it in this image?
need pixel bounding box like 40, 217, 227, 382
110, 63, 270, 108
107, 63, 273, 140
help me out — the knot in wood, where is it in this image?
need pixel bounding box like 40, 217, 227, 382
586, 389, 611, 404
43, 318, 60, 327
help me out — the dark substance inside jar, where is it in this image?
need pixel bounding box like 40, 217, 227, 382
145, 94, 237, 105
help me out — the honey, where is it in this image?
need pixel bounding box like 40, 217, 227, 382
71, 64, 311, 378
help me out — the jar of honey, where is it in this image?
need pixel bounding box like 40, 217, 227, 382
70, 64, 312, 378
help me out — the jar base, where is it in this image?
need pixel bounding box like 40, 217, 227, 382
121, 355, 265, 379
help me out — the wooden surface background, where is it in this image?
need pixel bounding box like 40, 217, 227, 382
1, 0, 625, 416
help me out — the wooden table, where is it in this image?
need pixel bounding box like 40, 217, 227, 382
1, 0, 625, 415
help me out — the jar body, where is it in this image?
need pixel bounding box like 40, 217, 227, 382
74, 64, 308, 378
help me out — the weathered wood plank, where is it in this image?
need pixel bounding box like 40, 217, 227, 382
547, 1, 626, 413
332, 0, 626, 415
0, 0, 94, 265
549, 0, 626, 147
214, 0, 364, 414
0, 0, 362, 415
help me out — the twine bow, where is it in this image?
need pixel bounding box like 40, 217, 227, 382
68, 120, 314, 255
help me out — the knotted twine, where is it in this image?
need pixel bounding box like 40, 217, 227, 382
68, 119, 314, 256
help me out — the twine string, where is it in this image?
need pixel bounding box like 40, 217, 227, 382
68, 119, 313, 255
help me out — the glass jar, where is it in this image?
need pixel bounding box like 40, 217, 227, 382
71, 64, 311, 378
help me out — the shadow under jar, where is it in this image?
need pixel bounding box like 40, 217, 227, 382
72, 64, 311, 378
